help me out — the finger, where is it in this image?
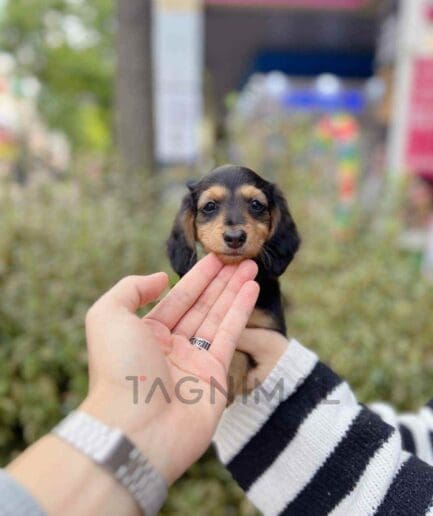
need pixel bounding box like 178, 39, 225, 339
237, 328, 289, 367
172, 264, 237, 337
236, 328, 273, 357
146, 253, 223, 329
93, 273, 169, 314
236, 328, 286, 357
191, 260, 258, 342
210, 281, 260, 372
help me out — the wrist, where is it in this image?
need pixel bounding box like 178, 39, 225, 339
79, 392, 177, 485
7, 434, 139, 516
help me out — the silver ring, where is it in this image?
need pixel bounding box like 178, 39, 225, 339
190, 336, 211, 351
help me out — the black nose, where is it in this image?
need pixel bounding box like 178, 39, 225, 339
223, 229, 247, 249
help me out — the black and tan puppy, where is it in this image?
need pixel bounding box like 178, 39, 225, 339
167, 164, 300, 397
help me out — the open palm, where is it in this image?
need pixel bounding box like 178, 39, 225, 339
82, 254, 259, 484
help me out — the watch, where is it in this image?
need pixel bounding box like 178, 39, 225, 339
52, 410, 167, 515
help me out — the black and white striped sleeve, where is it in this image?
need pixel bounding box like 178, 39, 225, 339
213, 339, 433, 516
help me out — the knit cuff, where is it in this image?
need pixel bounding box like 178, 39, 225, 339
213, 339, 318, 464
0, 469, 46, 516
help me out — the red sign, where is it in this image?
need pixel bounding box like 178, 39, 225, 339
406, 58, 433, 173
206, 0, 368, 8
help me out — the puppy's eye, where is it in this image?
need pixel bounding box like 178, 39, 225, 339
250, 199, 265, 213
202, 201, 218, 214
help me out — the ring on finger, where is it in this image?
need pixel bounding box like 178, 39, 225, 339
189, 336, 212, 351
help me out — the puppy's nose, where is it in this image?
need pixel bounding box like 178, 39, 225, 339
223, 229, 247, 249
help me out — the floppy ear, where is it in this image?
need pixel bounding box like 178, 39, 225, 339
262, 185, 301, 277
166, 192, 197, 277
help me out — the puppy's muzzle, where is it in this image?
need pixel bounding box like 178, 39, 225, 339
223, 229, 247, 249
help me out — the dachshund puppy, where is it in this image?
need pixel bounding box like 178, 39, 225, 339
167, 164, 300, 399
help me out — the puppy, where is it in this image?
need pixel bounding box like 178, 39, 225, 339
167, 164, 300, 399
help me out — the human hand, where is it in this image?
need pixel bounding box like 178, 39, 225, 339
81, 254, 259, 484
236, 328, 289, 391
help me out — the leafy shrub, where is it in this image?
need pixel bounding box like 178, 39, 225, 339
0, 177, 167, 453
280, 168, 433, 410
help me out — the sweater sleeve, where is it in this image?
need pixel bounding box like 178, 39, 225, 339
213, 339, 433, 516
0, 469, 45, 516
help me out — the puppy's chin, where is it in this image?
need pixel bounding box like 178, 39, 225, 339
216, 253, 245, 265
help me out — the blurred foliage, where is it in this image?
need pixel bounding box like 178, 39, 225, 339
0, 174, 165, 455
278, 166, 433, 410
0, 0, 114, 150
1, 153, 433, 514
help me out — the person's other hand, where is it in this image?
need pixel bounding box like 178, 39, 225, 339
81, 254, 259, 484
236, 328, 289, 391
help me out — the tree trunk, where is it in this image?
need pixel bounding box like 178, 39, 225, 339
116, 0, 154, 176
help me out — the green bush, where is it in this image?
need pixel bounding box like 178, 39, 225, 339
1, 167, 433, 514
0, 178, 167, 453
280, 168, 433, 410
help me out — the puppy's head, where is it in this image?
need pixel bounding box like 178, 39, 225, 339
167, 164, 300, 277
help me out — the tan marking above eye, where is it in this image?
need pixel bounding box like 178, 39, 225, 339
197, 185, 228, 209
237, 185, 268, 205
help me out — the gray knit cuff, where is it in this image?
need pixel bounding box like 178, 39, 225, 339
213, 339, 318, 464
0, 469, 45, 516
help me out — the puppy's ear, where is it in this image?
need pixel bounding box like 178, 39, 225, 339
186, 179, 198, 192
263, 185, 301, 277
166, 192, 197, 276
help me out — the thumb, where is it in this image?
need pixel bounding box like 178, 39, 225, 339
97, 273, 169, 313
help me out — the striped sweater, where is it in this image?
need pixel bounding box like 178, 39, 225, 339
213, 339, 433, 516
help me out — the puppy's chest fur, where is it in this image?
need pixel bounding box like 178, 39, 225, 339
248, 271, 286, 335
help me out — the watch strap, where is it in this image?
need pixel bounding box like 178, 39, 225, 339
52, 410, 167, 515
